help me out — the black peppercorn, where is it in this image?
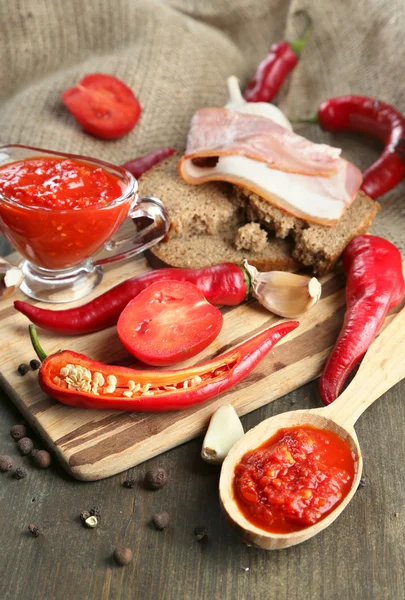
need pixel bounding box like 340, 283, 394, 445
194, 526, 207, 541
144, 467, 167, 490
80, 511, 91, 524
30, 359, 41, 371
123, 478, 136, 489
152, 512, 170, 530
31, 449, 51, 468
113, 546, 133, 566
89, 507, 101, 518
17, 437, 34, 456
17, 363, 30, 376
13, 467, 27, 480
358, 476, 366, 489
0, 455, 13, 472
28, 524, 41, 537
10, 424, 27, 441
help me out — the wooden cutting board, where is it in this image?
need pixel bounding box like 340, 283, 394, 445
1, 251, 402, 481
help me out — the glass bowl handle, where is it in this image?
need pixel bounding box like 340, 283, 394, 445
94, 196, 169, 267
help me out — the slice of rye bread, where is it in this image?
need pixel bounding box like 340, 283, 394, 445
148, 227, 299, 272
237, 188, 380, 275
139, 154, 242, 238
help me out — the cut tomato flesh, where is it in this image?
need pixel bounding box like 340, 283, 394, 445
117, 280, 223, 366
62, 73, 141, 140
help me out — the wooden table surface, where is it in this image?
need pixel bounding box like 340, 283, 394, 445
1, 241, 405, 600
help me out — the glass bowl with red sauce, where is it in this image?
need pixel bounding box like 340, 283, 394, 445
0, 145, 169, 302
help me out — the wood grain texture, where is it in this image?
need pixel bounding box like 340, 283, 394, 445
1, 252, 405, 482
0, 251, 348, 481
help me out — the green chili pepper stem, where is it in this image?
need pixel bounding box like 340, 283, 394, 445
290, 115, 319, 125
289, 13, 312, 57
29, 325, 48, 362
241, 266, 251, 301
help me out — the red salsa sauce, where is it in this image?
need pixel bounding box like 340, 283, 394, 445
234, 425, 356, 534
0, 157, 130, 270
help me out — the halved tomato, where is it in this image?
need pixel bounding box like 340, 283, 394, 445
62, 73, 141, 140
117, 281, 223, 366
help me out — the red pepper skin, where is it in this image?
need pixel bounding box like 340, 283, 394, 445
317, 96, 405, 198
243, 41, 298, 103
121, 148, 176, 179
319, 235, 405, 405
39, 321, 299, 412
14, 263, 249, 335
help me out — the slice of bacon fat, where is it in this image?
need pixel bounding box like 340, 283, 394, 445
179, 108, 363, 226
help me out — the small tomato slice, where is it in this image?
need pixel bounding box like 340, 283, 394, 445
62, 73, 141, 140
117, 281, 223, 366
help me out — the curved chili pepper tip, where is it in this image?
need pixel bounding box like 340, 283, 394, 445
29, 325, 48, 362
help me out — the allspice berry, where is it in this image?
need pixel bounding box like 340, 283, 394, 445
17, 437, 34, 456
28, 524, 42, 537
13, 467, 27, 480
113, 546, 133, 566
0, 455, 13, 472
17, 363, 30, 376
31, 449, 51, 469
30, 359, 41, 371
10, 424, 27, 441
144, 467, 167, 490
152, 512, 170, 530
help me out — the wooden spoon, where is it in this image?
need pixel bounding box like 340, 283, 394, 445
220, 306, 405, 550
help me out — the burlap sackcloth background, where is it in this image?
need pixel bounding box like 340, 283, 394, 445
0, 0, 404, 255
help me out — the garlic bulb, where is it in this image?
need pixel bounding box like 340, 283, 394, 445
201, 405, 244, 464
225, 76, 292, 131
244, 261, 321, 318
0, 258, 23, 299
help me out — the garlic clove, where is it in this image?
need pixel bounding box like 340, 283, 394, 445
243, 260, 321, 318
0, 258, 24, 299
201, 405, 244, 464
225, 76, 293, 131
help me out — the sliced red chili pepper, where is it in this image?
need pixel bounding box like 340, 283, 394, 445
121, 148, 176, 179
319, 235, 405, 405
15, 263, 250, 335
62, 73, 141, 140
309, 96, 405, 198
30, 321, 298, 412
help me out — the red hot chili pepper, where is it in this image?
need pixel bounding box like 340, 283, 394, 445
121, 148, 176, 179
319, 235, 405, 405
314, 96, 405, 198
30, 321, 298, 412
243, 25, 310, 103
15, 263, 250, 335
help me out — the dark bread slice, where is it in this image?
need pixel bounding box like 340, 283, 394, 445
139, 154, 241, 238
148, 228, 299, 272
239, 188, 380, 275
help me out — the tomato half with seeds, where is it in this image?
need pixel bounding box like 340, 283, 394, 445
62, 73, 141, 140
117, 281, 223, 366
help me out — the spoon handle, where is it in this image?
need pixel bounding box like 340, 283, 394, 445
323, 304, 405, 430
